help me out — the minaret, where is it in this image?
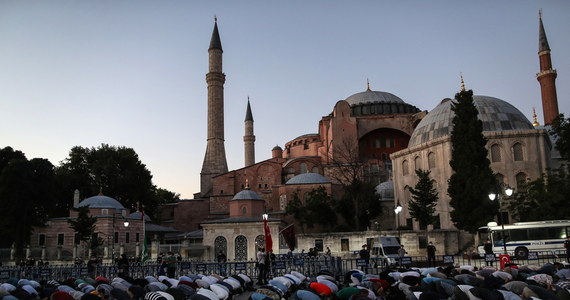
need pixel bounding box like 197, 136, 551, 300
200, 18, 228, 197
244, 97, 255, 167
536, 10, 559, 125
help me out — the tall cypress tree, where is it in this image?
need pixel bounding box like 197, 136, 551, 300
447, 89, 498, 233
407, 169, 439, 230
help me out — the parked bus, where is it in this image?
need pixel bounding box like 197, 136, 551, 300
477, 220, 570, 259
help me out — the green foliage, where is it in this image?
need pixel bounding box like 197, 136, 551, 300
406, 169, 439, 228
157, 188, 181, 204
0, 156, 56, 260
549, 114, 570, 161
67, 206, 97, 244
447, 89, 498, 233
508, 167, 570, 221
335, 179, 380, 231
55, 144, 159, 217
285, 187, 337, 231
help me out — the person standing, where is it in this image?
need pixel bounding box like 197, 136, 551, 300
564, 237, 570, 262
359, 244, 370, 268
484, 239, 494, 266
87, 255, 98, 278
426, 241, 436, 267
217, 251, 227, 276
256, 247, 267, 285
117, 254, 129, 278
166, 251, 177, 278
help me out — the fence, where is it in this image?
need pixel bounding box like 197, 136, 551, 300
0, 250, 566, 282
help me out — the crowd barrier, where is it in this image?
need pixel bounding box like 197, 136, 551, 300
1, 250, 567, 282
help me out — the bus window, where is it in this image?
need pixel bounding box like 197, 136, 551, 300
510, 228, 528, 241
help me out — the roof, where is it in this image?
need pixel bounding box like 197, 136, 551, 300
209, 21, 222, 51
145, 223, 180, 233
286, 173, 331, 185
345, 90, 405, 106
539, 15, 550, 52
129, 211, 152, 222
77, 195, 125, 210
408, 95, 534, 147
245, 99, 253, 121
202, 216, 279, 224
232, 189, 263, 201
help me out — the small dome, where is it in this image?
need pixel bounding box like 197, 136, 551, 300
345, 90, 405, 106
376, 181, 394, 201
272, 145, 283, 151
286, 173, 331, 185
409, 95, 534, 147
77, 195, 125, 209
232, 189, 263, 201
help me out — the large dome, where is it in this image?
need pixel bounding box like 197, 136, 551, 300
77, 195, 125, 209
409, 95, 534, 147
286, 173, 331, 185
345, 90, 405, 106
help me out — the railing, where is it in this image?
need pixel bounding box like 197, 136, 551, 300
0, 251, 565, 282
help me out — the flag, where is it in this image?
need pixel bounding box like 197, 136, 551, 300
141, 235, 150, 263
280, 224, 296, 251
263, 214, 273, 252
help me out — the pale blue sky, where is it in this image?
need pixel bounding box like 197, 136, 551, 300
1, 1, 568, 199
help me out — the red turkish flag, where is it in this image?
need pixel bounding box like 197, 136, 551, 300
263, 215, 273, 252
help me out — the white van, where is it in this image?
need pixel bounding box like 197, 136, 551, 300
371, 236, 401, 267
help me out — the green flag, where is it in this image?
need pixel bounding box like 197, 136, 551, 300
141, 235, 149, 263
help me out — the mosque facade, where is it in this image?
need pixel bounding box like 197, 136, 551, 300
189, 13, 561, 259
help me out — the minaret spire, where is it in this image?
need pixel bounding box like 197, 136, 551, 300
244, 97, 256, 167
532, 107, 540, 127
366, 79, 372, 92
201, 19, 228, 197
460, 72, 466, 91
535, 11, 559, 125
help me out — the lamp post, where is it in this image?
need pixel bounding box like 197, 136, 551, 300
394, 202, 403, 238
111, 212, 129, 262
488, 185, 513, 254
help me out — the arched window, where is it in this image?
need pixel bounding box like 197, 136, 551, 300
414, 156, 422, 170
214, 236, 227, 258
234, 235, 248, 261
300, 163, 308, 173
491, 144, 502, 162
403, 160, 409, 176
241, 206, 247, 216
428, 152, 436, 169
312, 167, 319, 174
515, 172, 527, 191
513, 143, 524, 161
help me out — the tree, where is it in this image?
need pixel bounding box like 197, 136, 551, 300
0, 146, 26, 172
508, 167, 570, 221
285, 186, 338, 232
0, 158, 56, 259
67, 206, 97, 257
550, 113, 570, 161
325, 139, 383, 231
55, 144, 160, 218
447, 89, 498, 233
156, 188, 181, 204
406, 169, 439, 230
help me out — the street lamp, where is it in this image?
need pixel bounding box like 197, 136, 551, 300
111, 211, 130, 262
488, 185, 513, 254
394, 202, 403, 238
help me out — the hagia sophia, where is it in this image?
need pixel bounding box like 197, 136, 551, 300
28, 13, 562, 263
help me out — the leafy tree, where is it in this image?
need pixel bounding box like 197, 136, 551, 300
447, 89, 498, 233
550, 113, 570, 161
406, 169, 439, 230
508, 167, 570, 221
157, 188, 181, 204
55, 144, 160, 217
67, 206, 97, 256
0, 146, 26, 172
285, 186, 337, 232
0, 158, 56, 260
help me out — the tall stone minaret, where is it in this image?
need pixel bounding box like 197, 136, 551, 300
536, 10, 559, 125
244, 97, 255, 167
200, 18, 228, 197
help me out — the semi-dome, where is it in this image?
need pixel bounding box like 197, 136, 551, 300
129, 211, 152, 222
375, 180, 394, 201
232, 189, 263, 201
409, 95, 534, 147
286, 173, 331, 185
345, 90, 405, 106
77, 195, 125, 209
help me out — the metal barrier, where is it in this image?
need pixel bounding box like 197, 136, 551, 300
0, 251, 566, 282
